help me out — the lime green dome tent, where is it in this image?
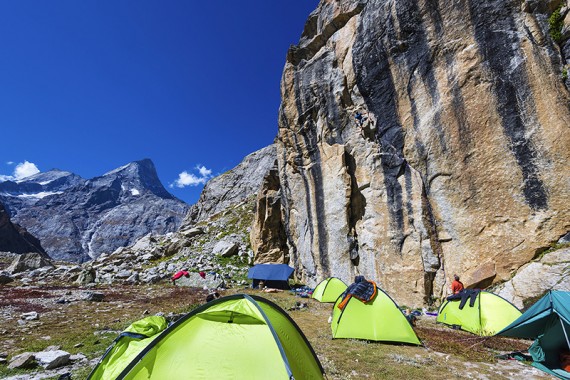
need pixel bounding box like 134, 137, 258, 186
331, 285, 421, 345
312, 277, 348, 303
437, 290, 522, 336
497, 290, 570, 380
89, 294, 324, 380
88, 316, 168, 380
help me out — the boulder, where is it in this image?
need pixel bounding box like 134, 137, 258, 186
7, 252, 54, 274
75, 267, 96, 285
0, 271, 13, 284
21, 311, 39, 321
82, 291, 105, 302
174, 272, 224, 289
34, 349, 70, 369
494, 248, 570, 309
212, 241, 239, 258
180, 227, 205, 238
8, 352, 36, 369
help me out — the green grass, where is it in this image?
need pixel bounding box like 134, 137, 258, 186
549, 5, 564, 44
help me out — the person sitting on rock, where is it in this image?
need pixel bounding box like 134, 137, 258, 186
451, 274, 464, 294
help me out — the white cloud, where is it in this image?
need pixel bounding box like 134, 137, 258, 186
6, 161, 14, 165
171, 165, 213, 188
0, 160, 40, 182
197, 165, 212, 177
14, 161, 40, 180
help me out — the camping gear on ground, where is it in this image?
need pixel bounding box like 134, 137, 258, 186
312, 277, 347, 303
88, 316, 168, 380
330, 277, 421, 345
497, 290, 570, 380
171, 270, 189, 282
292, 285, 314, 298
437, 290, 522, 336
247, 263, 294, 289
88, 294, 324, 380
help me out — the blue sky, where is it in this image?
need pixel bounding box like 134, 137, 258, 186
0, 1, 318, 204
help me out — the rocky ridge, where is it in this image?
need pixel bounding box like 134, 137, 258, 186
0, 203, 47, 258
184, 144, 277, 225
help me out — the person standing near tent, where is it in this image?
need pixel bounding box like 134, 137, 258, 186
451, 274, 464, 294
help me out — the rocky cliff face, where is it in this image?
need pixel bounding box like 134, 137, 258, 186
0, 160, 189, 262
0, 203, 48, 257
182, 145, 277, 226
253, 0, 570, 306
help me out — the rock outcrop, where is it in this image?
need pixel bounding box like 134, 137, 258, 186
493, 246, 570, 309
0, 203, 47, 257
253, 0, 570, 306
0, 160, 189, 262
183, 145, 277, 225
250, 165, 289, 264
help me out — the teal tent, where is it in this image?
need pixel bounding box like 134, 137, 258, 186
497, 290, 570, 380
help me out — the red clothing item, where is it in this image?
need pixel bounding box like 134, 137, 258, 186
451, 280, 464, 294
172, 270, 189, 281
199, 271, 206, 279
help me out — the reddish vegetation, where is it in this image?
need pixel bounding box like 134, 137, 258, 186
416, 324, 530, 362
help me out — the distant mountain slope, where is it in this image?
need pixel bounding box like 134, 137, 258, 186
0, 202, 48, 257
0, 159, 189, 262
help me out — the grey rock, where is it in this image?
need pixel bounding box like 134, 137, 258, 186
115, 270, 132, 279
69, 353, 87, 362
76, 267, 96, 285
21, 311, 39, 321
82, 291, 104, 302
34, 349, 70, 369
494, 248, 570, 309
558, 232, 570, 244
0, 271, 13, 284
212, 241, 239, 258
8, 352, 36, 370
7, 252, 54, 274
180, 227, 205, 238
125, 273, 139, 284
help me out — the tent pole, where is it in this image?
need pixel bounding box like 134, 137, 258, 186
561, 318, 570, 350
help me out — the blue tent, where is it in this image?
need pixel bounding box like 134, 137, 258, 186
247, 264, 294, 289
497, 290, 570, 379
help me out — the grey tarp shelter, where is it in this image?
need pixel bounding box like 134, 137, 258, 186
247, 264, 294, 289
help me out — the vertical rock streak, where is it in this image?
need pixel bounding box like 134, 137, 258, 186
468, 0, 548, 210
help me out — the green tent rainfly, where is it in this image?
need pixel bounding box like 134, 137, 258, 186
331, 286, 421, 345
88, 294, 325, 380
312, 277, 348, 303
88, 316, 168, 380
436, 290, 522, 336
497, 290, 570, 380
